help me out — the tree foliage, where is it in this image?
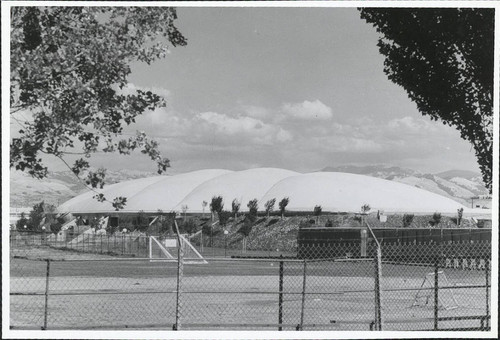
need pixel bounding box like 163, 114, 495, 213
264, 198, 276, 217
218, 210, 232, 227
431, 212, 442, 226
231, 199, 241, 218
210, 196, 224, 215
10, 7, 187, 208
359, 8, 493, 191
361, 204, 371, 214
278, 197, 289, 219
15, 212, 29, 230
17, 201, 56, 231
28, 201, 46, 231
247, 199, 259, 217
180, 219, 197, 235
457, 207, 464, 226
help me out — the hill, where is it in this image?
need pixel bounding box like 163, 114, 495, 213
319, 165, 488, 206
9, 169, 155, 208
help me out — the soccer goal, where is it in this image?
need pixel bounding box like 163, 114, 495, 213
149, 235, 207, 264
411, 271, 459, 310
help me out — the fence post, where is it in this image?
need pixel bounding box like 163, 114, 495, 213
433, 256, 439, 331
278, 256, 284, 331
373, 245, 382, 330
43, 259, 50, 330
298, 259, 307, 331
485, 259, 489, 329
174, 220, 184, 330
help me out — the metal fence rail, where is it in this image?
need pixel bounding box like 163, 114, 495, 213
9, 231, 492, 331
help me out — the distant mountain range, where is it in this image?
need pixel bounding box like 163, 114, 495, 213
9, 169, 160, 208
10, 165, 488, 208
320, 165, 488, 206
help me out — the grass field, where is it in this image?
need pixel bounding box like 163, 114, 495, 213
10, 246, 491, 331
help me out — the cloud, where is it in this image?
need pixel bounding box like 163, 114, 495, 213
193, 111, 292, 145
242, 105, 271, 120
387, 116, 438, 134
281, 100, 333, 120
119, 98, 472, 175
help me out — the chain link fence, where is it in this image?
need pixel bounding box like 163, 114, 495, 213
9, 230, 491, 331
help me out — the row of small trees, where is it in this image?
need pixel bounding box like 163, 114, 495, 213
205, 196, 291, 222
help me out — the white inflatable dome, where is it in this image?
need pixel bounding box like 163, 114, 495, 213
57, 169, 232, 213
260, 172, 467, 215
58, 168, 471, 215
174, 168, 299, 212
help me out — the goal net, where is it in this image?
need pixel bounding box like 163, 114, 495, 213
411, 271, 458, 310
149, 235, 207, 264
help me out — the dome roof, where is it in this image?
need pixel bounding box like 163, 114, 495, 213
58, 168, 470, 215
57, 169, 232, 213
174, 168, 299, 212
260, 172, 466, 214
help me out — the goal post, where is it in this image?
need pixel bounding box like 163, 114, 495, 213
148, 235, 207, 264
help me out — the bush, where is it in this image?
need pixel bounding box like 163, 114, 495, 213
325, 219, 334, 228
402, 214, 414, 228
217, 210, 232, 227
238, 215, 255, 237
15, 212, 29, 230
431, 212, 442, 226
298, 220, 311, 229
181, 219, 198, 235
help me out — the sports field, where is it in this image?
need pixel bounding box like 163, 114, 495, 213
10, 247, 490, 331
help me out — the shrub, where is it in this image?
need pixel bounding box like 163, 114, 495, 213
402, 214, 414, 228
181, 219, 197, 235
218, 210, 232, 227
325, 219, 334, 228
238, 215, 254, 237
431, 212, 442, 226
15, 212, 29, 230
298, 220, 311, 229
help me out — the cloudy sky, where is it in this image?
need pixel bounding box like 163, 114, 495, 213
19, 7, 483, 175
